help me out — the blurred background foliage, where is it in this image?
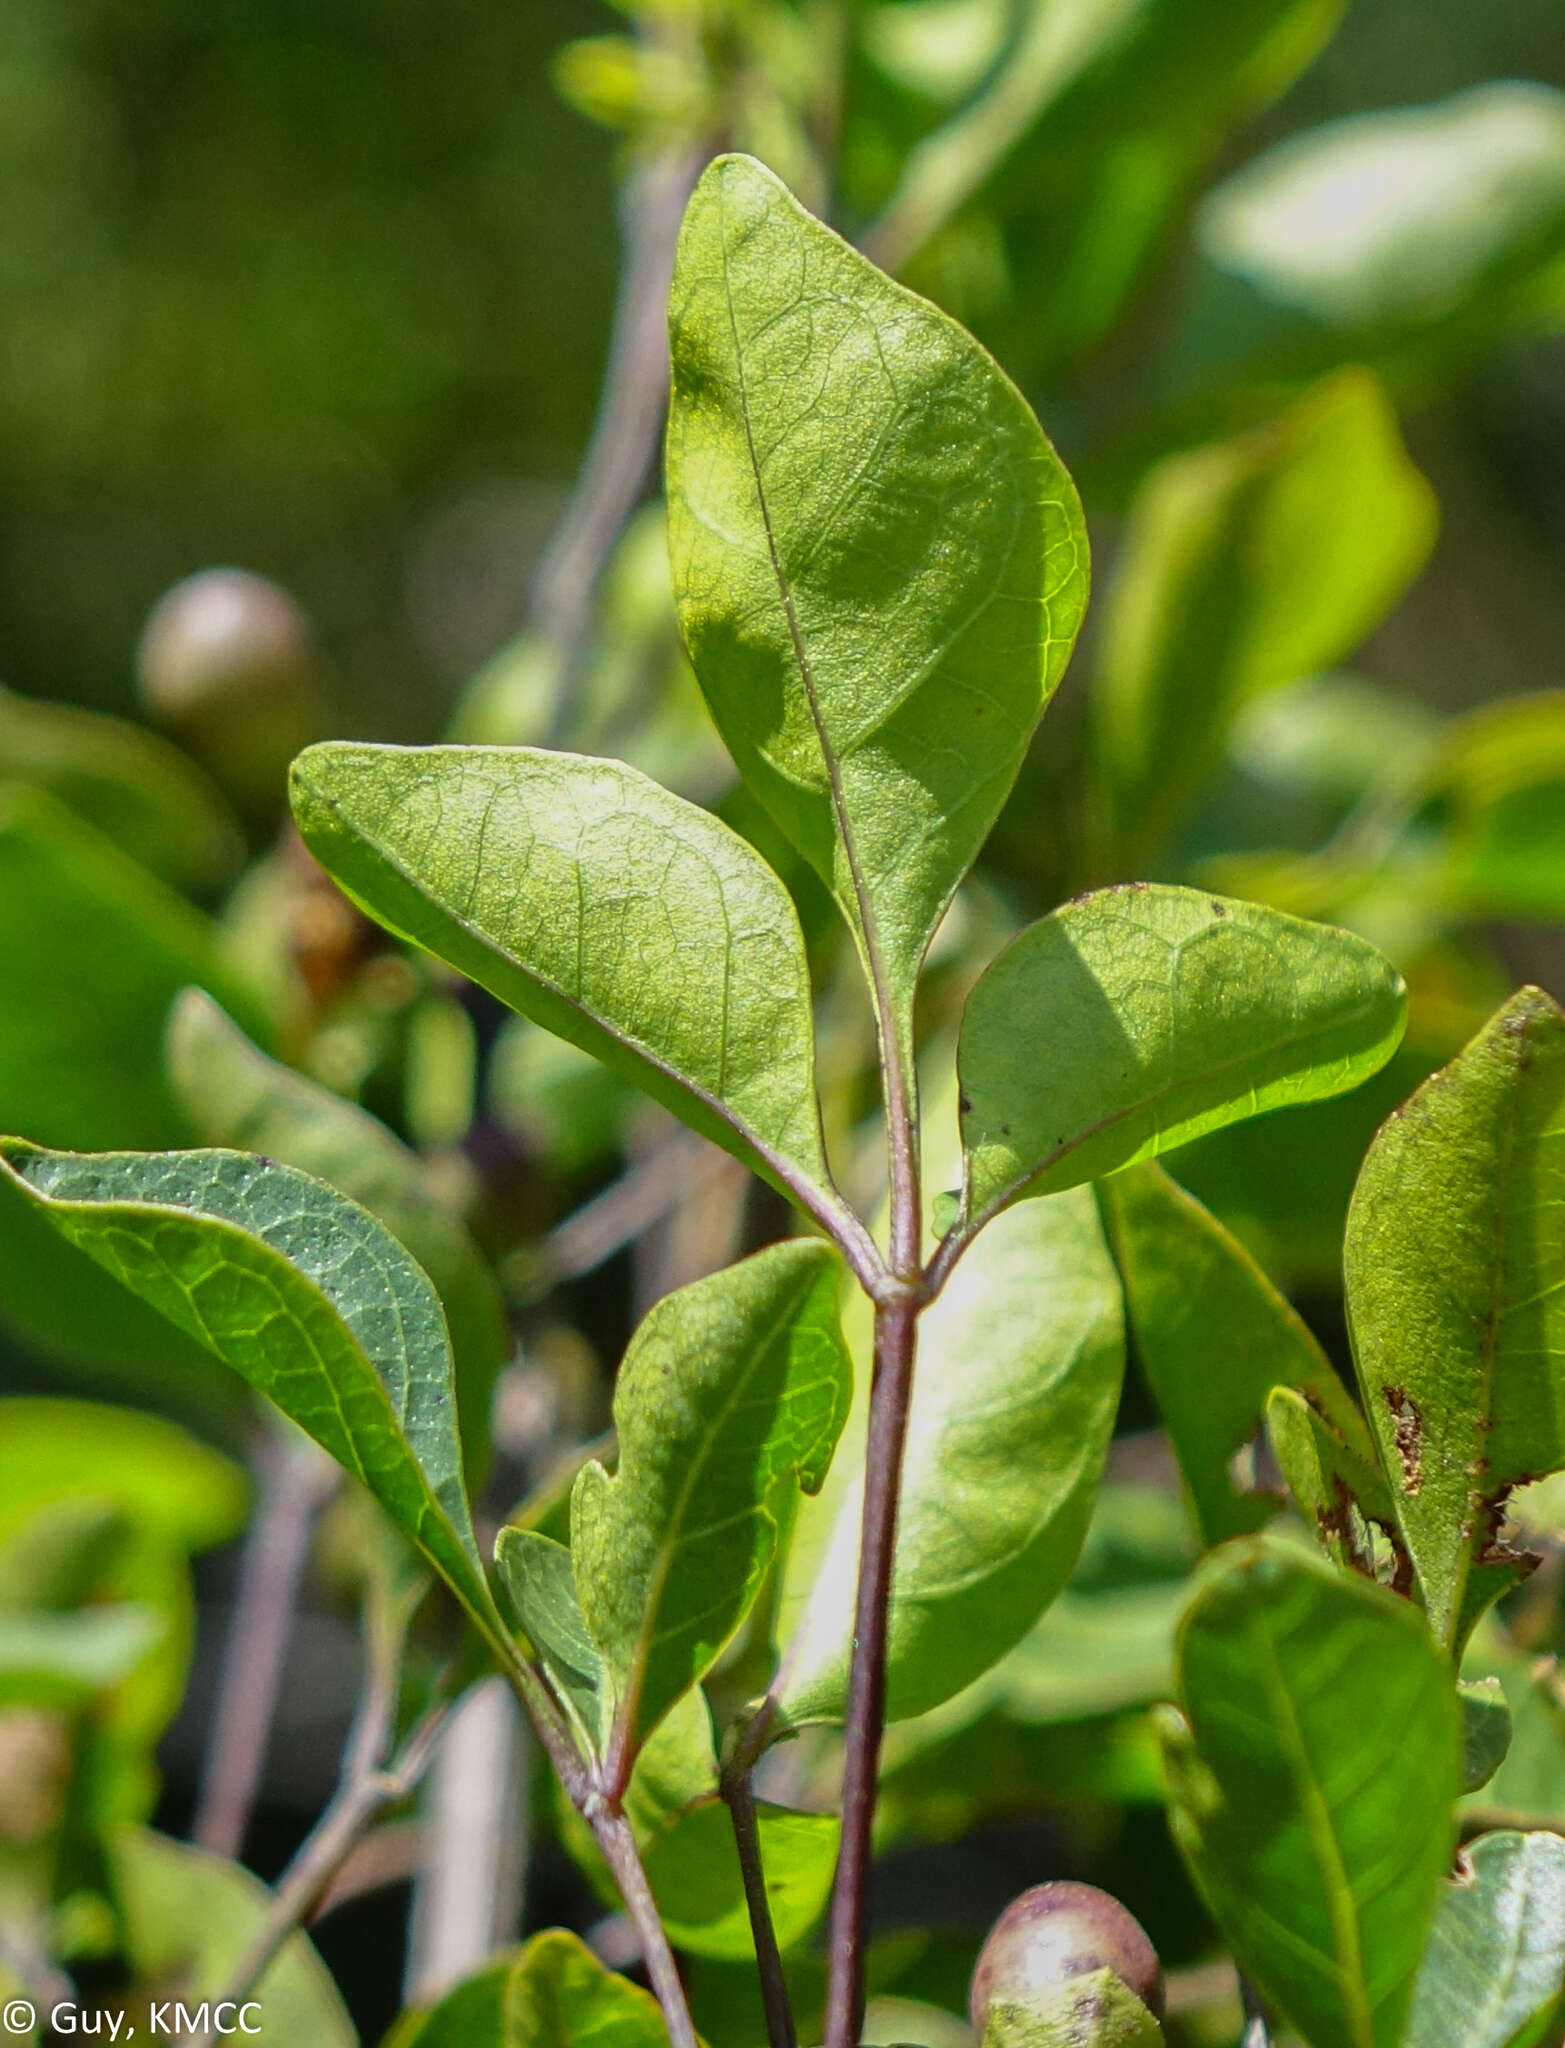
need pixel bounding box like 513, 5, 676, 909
4, 0, 1565, 2041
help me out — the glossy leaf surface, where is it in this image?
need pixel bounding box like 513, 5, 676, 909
1406, 1830, 1565, 2048
959, 885, 1406, 1230
290, 742, 833, 1209
778, 1186, 1122, 1725
1100, 1160, 1372, 1543
1160, 1538, 1458, 2048
573, 1240, 850, 1763
0, 1143, 501, 1650
385, 1929, 667, 2048
1345, 988, 1565, 1647
168, 988, 507, 1476
667, 151, 1088, 1047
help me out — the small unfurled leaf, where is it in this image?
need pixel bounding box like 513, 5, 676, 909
1265, 1386, 1400, 1577
572, 1241, 850, 1766
984, 1970, 1164, 2047
1093, 370, 1435, 863
494, 1530, 608, 1763
114, 1828, 354, 2044
777, 1186, 1123, 1726
0, 1145, 504, 1656
1160, 1537, 1459, 2048
1345, 987, 1565, 1649
1406, 1830, 1565, 2048
385, 1929, 667, 2048
290, 742, 835, 1213
0, 783, 268, 1152
1099, 1161, 1371, 1544
667, 152, 1088, 1058
168, 988, 507, 1477
958, 885, 1406, 1232
1458, 1678, 1514, 1796
0, 683, 241, 887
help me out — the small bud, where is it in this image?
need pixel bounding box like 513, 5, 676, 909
970, 1882, 1164, 2036
137, 567, 325, 815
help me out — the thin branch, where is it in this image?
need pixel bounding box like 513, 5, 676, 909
1240, 1976, 1273, 2048
720, 1765, 797, 2048
544, 1128, 721, 1283
193, 1423, 338, 1858
823, 1292, 921, 2048
531, 139, 707, 718
593, 1810, 702, 2048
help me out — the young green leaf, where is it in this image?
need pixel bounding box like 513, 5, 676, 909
0, 1143, 505, 1656
1344, 987, 1565, 1649
494, 1529, 608, 1762
1265, 1386, 1400, 1578
777, 1186, 1123, 1726
385, 1929, 668, 2048
1159, 1537, 1459, 2048
1098, 1160, 1373, 1544
957, 884, 1407, 1233
289, 742, 843, 1230
666, 151, 1088, 1061
1092, 369, 1435, 865
1406, 1829, 1565, 2048
167, 987, 508, 1478
571, 1240, 851, 1771
1458, 1678, 1513, 1796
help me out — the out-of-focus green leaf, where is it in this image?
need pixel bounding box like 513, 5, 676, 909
0, 684, 240, 887
113, 1828, 354, 2044
1406, 1830, 1565, 2048
0, 1606, 165, 1709
1421, 693, 1565, 924
666, 152, 1087, 1061
384, 1929, 667, 2048
290, 742, 838, 1219
644, 1798, 839, 1961
1099, 1160, 1370, 1543
1092, 370, 1435, 864
1458, 1677, 1513, 1797
573, 1241, 850, 1765
777, 1186, 1122, 1727
1160, 1537, 1459, 2048
1196, 81, 1565, 341
0, 1399, 245, 1556
0, 784, 268, 1151
1344, 989, 1565, 1650
957, 884, 1407, 1231
168, 987, 507, 1477
0, 1145, 506, 1657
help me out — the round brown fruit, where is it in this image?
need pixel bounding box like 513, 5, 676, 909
969, 1881, 1164, 2032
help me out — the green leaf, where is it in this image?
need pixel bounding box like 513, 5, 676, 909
958, 884, 1407, 1231
1092, 370, 1435, 864
289, 741, 837, 1217
113, 1827, 354, 2044
1099, 1160, 1372, 1544
0, 1606, 166, 1709
0, 682, 240, 888
1160, 1537, 1459, 2048
1406, 1830, 1565, 2048
385, 1929, 668, 2048
644, 1799, 839, 1961
983, 1970, 1164, 2047
572, 1240, 850, 1767
1344, 988, 1565, 1649
777, 1185, 1123, 1726
666, 151, 1087, 1055
0, 783, 269, 1151
167, 987, 508, 1478
0, 1144, 505, 1656
494, 1529, 608, 1761
1458, 1678, 1513, 1797
1265, 1386, 1400, 1578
